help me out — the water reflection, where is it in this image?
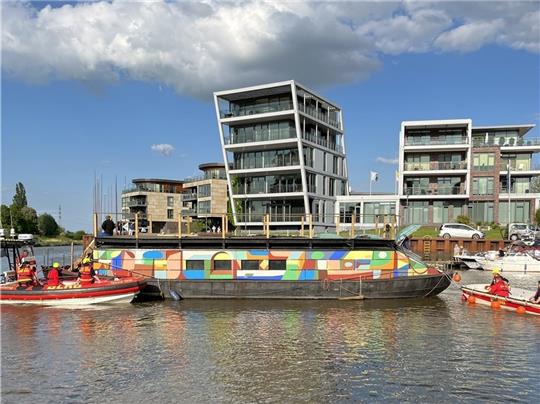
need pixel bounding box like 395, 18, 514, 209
1, 271, 539, 403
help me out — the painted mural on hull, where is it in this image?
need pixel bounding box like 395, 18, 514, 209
93, 249, 440, 281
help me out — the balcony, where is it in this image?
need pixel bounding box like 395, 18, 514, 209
404, 185, 465, 196
473, 138, 540, 148
404, 137, 468, 146
224, 128, 297, 145
404, 161, 467, 171
297, 104, 341, 130
233, 183, 304, 195
128, 199, 147, 207
182, 192, 198, 201
301, 132, 343, 154
220, 101, 294, 119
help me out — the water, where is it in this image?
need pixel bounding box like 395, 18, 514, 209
1, 270, 539, 403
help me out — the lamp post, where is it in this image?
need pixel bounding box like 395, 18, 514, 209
507, 163, 511, 225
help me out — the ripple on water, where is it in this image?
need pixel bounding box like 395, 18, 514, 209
1, 270, 539, 403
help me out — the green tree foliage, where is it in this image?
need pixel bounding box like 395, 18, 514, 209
536, 208, 540, 226
12, 182, 28, 207
38, 213, 60, 236
19, 206, 39, 233
456, 215, 471, 225
1, 205, 11, 228
531, 177, 540, 193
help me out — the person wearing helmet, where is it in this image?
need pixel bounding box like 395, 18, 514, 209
47, 262, 60, 287
78, 257, 97, 286
16, 261, 33, 287
486, 268, 510, 297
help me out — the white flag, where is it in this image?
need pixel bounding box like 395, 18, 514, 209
370, 171, 379, 182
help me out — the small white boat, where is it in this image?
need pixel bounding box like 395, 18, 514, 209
453, 253, 487, 269
478, 251, 540, 274
462, 284, 540, 316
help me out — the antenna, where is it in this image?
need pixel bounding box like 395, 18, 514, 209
58, 204, 62, 227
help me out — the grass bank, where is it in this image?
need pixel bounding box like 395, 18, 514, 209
35, 236, 84, 247
411, 226, 505, 240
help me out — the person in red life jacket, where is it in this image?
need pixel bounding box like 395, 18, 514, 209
486, 268, 510, 297
16, 260, 34, 287
47, 262, 61, 287
78, 257, 99, 286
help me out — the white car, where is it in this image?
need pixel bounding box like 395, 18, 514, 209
439, 223, 484, 239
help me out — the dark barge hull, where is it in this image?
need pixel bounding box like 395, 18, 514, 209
148, 273, 450, 300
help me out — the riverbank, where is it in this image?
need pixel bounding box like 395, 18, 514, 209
35, 236, 84, 247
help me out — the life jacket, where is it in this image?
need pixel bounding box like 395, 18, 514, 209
17, 266, 33, 283
47, 268, 60, 287
489, 279, 510, 297
79, 264, 94, 285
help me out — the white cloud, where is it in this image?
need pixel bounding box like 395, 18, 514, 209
376, 157, 399, 165
151, 143, 175, 157
1, 1, 538, 98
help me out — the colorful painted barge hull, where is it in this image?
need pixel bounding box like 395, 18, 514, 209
93, 237, 451, 299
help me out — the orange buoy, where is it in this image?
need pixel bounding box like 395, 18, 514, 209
453, 273, 462, 282
491, 300, 501, 310
467, 295, 476, 304
516, 306, 526, 314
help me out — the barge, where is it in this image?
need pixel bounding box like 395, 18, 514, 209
93, 236, 451, 299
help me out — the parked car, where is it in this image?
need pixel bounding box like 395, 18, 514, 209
438, 223, 484, 239
506, 223, 540, 241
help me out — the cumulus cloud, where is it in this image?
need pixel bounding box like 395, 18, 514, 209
376, 157, 399, 165
151, 143, 175, 157
1, 1, 538, 98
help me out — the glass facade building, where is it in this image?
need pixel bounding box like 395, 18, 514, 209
214, 81, 349, 228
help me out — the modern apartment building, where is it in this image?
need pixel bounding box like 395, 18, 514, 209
121, 178, 184, 232
214, 80, 349, 229
181, 163, 229, 219
398, 119, 540, 225
121, 163, 229, 233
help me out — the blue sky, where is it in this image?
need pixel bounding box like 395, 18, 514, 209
2, 1, 539, 231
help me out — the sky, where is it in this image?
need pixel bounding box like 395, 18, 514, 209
2, 0, 539, 231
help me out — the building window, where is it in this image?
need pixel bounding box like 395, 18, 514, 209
329, 178, 335, 196
241, 260, 260, 271
323, 152, 327, 171
167, 209, 174, 219
498, 201, 530, 224
472, 153, 495, 171
468, 202, 494, 224
167, 196, 174, 207
333, 156, 339, 175
472, 177, 494, 195
198, 184, 211, 197
186, 260, 205, 270
269, 260, 286, 271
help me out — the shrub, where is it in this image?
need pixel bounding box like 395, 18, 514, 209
456, 215, 470, 225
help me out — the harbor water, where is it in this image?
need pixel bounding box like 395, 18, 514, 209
1, 270, 539, 403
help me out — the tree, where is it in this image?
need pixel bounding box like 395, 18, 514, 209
536, 208, 540, 226
456, 215, 471, 225
0, 205, 10, 228
38, 213, 60, 236
19, 206, 39, 234
12, 182, 28, 207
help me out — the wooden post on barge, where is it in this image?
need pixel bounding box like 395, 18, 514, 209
265, 214, 270, 238
70, 242, 74, 270
178, 214, 182, 238
148, 214, 153, 235
335, 214, 340, 235
300, 216, 305, 237
350, 214, 356, 238
135, 212, 139, 240
93, 213, 98, 237
308, 214, 313, 239
221, 214, 226, 239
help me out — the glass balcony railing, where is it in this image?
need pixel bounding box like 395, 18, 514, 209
181, 192, 198, 201
233, 157, 300, 170
220, 101, 294, 118
403, 185, 464, 195
473, 138, 540, 148
301, 132, 343, 153
404, 137, 468, 146
297, 104, 341, 129
499, 187, 533, 194
404, 161, 467, 171
224, 128, 297, 145
128, 200, 147, 207
233, 183, 303, 194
